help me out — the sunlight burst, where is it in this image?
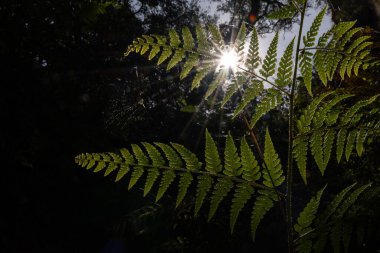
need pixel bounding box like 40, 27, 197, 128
218, 49, 239, 71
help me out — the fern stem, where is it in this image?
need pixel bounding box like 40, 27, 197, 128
237, 66, 291, 96
287, 1, 308, 252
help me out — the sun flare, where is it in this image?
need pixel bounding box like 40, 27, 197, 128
218, 49, 239, 71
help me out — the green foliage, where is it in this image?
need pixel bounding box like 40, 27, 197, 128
276, 38, 295, 87
267, 4, 297, 19
250, 89, 282, 128
75, 130, 283, 236
294, 94, 380, 179
259, 32, 279, 79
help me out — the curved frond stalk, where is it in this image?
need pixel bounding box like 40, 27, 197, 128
263, 129, 285, 187
240, 137, 261, 181
276, 38, 295, 87
223, 133, 242, 177
230, 183, 254, 232
259, 32, 279, 79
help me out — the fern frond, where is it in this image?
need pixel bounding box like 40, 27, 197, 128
155, 143, 183, 168
263, 129, 285, 187
250, 89, 282, 128
169, 29, 181, 47
247, 27, 260, 70
142, 142, 163, 196
344, 130, 357, 162
310, 131, 324, 174
303, 7, 327, 47
208, 178, 234, 221
208, 24, 225, 49
171, 143, 202, 170
156, 170, 176, 202
251, 190, 275, 240
176, 172, 193, 207
240, 137, 261, 181
297, 91, 335, 133
182, 27, 194, 50
194, 175, 213, 216
233, 80, 264, 117
322, 129, 335, 171
259, 32, 279, 78
196, 24, 209, 53
276, 38, 295, 87
230, 183, 254, 232
293, 136, 308, 184
223, 133, 242, 177
267, 4, 297, 19
341, 95, 379, 125
355, 129, 367, 157
336, 128, 347, 164
191, 65, 213, 90
299, 50, 314, 95
205, 129, 222, 173
180, 54, 199, 80
294, 186, 326, 234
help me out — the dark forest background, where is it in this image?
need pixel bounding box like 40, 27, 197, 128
1, 0, 379, 252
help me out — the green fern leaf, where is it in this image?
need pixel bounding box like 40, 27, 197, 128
276, 38, 295, 87
196, 24, 209, 53
221, 75, 246, 107
169, 29, 181, 47
293, 136, 308, 184
142, 143, 164, 196
267, 4, 297, 19
336, 128, 347, 163
176, 172, 193, 207
171, 143, 202, 170
167, 49, 185, 71
251, 190, 275, 240
294, 186, 326, 234
157, 47, 173, 65
310, 131, 324, 174
204, 70, 225, 100
129, 166, 144, 190
233, 80, 264, 117
247, 27, 260, 70
155, 143, 183, 168
300, 50, 314, 96
230, 183, 254, 232
297, 91, 335, 133
240, 137, 261, 181
345, 130, 357, 162
334, 183, 371, 219
303, 7, 327, 47
156, 170, 176, 202
194, 175, 213, 216
223, 132, 242, 177
263, 129, 285, 187
341, 95, 379, 125
115, 164, 130, 182
322, 129, 335, 172
259, 32, 279, 78
180, 54, 199, 79
208, 178, 234, 221
355, 129, 366, 157
317, 183, 356, 224
208, 24, 224, 49
205, 129, 222, 173
131, 143, 148, 164
182, 27, 194, 50
250, 89, 282, 128
191, 66, 212, 90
